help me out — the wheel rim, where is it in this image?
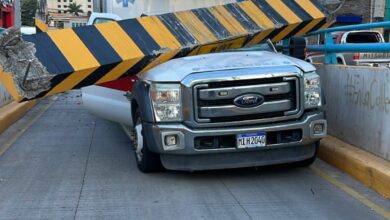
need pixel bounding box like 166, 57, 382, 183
131, 119, 144, 162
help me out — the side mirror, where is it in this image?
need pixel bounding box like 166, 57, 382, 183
274, 44, 283, 52
289, 37, 307, 60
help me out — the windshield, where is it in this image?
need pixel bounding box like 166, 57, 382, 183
93, 18, 115, 24
346, 32, 382, 43
229, 42, 276, 53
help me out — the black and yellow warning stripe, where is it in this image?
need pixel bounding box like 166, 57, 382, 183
3, 0, 328, 102
35, 18, 49, 33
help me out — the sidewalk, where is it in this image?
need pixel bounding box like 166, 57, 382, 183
319, 136, 390, 199
0, 101, 36, 134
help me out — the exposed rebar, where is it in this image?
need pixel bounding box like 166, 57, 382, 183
0, 27, 52, 100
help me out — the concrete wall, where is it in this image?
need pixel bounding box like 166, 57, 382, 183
0, 83, 12, 108
316, 64, 390, 161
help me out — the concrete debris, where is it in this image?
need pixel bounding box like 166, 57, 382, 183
0, 27, 52, 99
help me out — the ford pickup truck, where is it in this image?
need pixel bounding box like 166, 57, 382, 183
82, 42, 327, 172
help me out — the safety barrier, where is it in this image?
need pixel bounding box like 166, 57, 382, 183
0, 0, 328, 102
35, 18, 49, 33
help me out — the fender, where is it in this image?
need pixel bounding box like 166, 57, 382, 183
131, 80, 155, 123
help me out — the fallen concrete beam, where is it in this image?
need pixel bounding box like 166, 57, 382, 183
35, 18, 49, 33
0, 0, 328, 102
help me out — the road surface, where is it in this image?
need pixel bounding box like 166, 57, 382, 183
0, 91, 389, 220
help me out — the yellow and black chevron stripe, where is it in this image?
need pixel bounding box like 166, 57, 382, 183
35, 18, 49, 33
2, 0, 328, 102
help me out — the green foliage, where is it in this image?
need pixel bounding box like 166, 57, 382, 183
67, 2, 84, 16
21, 0, 38, 26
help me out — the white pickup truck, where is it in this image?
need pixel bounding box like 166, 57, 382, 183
81, 11, 327, 172
82, 43, 326, 173
306, 30, 390, 66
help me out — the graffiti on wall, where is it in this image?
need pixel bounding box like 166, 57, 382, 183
345, 72, 390, 114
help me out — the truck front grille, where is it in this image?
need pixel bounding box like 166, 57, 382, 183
194, 77, 299, 123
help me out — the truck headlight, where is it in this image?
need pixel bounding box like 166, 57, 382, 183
304, 72, 322, 109
150, 84, 182, 122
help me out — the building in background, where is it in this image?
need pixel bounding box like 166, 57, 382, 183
0, 0, 15, 28
47, 0, 93, 15
46, 0, 93, 29
49, 12, 88, 28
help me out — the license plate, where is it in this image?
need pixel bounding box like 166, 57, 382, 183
237, 132, 266, 149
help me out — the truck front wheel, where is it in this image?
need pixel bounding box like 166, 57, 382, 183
131, 108, 163, 173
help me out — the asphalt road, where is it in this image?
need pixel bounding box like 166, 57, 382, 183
0, 91, 389, 220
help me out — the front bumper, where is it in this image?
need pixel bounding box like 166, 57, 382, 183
354, 59, 390, 67
142, 111, 326, 171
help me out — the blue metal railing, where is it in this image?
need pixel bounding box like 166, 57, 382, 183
306, 21, 390, 64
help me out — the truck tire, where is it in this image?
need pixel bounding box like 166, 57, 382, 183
294, 141, 319, 167
131, 108, 163, 173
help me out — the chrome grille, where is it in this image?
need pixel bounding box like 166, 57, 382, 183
194, 77, 299, 123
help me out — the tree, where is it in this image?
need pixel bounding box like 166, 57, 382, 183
21, 0, 38, 26
67, 2, 83, 16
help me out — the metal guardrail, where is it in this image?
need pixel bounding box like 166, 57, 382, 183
306, 21, 390, 64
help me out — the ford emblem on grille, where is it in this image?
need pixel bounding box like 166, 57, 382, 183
234, 94, 265, 108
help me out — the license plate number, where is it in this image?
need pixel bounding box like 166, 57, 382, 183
237, 132, 266, 149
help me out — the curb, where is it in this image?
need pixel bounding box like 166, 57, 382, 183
0, 101, 36, 134
319, 136, 390, 199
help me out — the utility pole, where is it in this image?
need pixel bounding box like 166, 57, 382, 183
14, 0, 21, 27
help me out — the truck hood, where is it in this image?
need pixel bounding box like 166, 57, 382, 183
140, 51, 316, 82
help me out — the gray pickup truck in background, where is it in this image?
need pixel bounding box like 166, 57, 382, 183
306, 30, 390, 67
82, 42, 327, 173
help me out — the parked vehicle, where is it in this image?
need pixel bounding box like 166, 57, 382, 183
83, 47, 326, 173
82, 7, 327, 173
306, 30, 390, 66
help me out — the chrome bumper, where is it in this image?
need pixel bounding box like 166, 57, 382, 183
143, 111, 326, 154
